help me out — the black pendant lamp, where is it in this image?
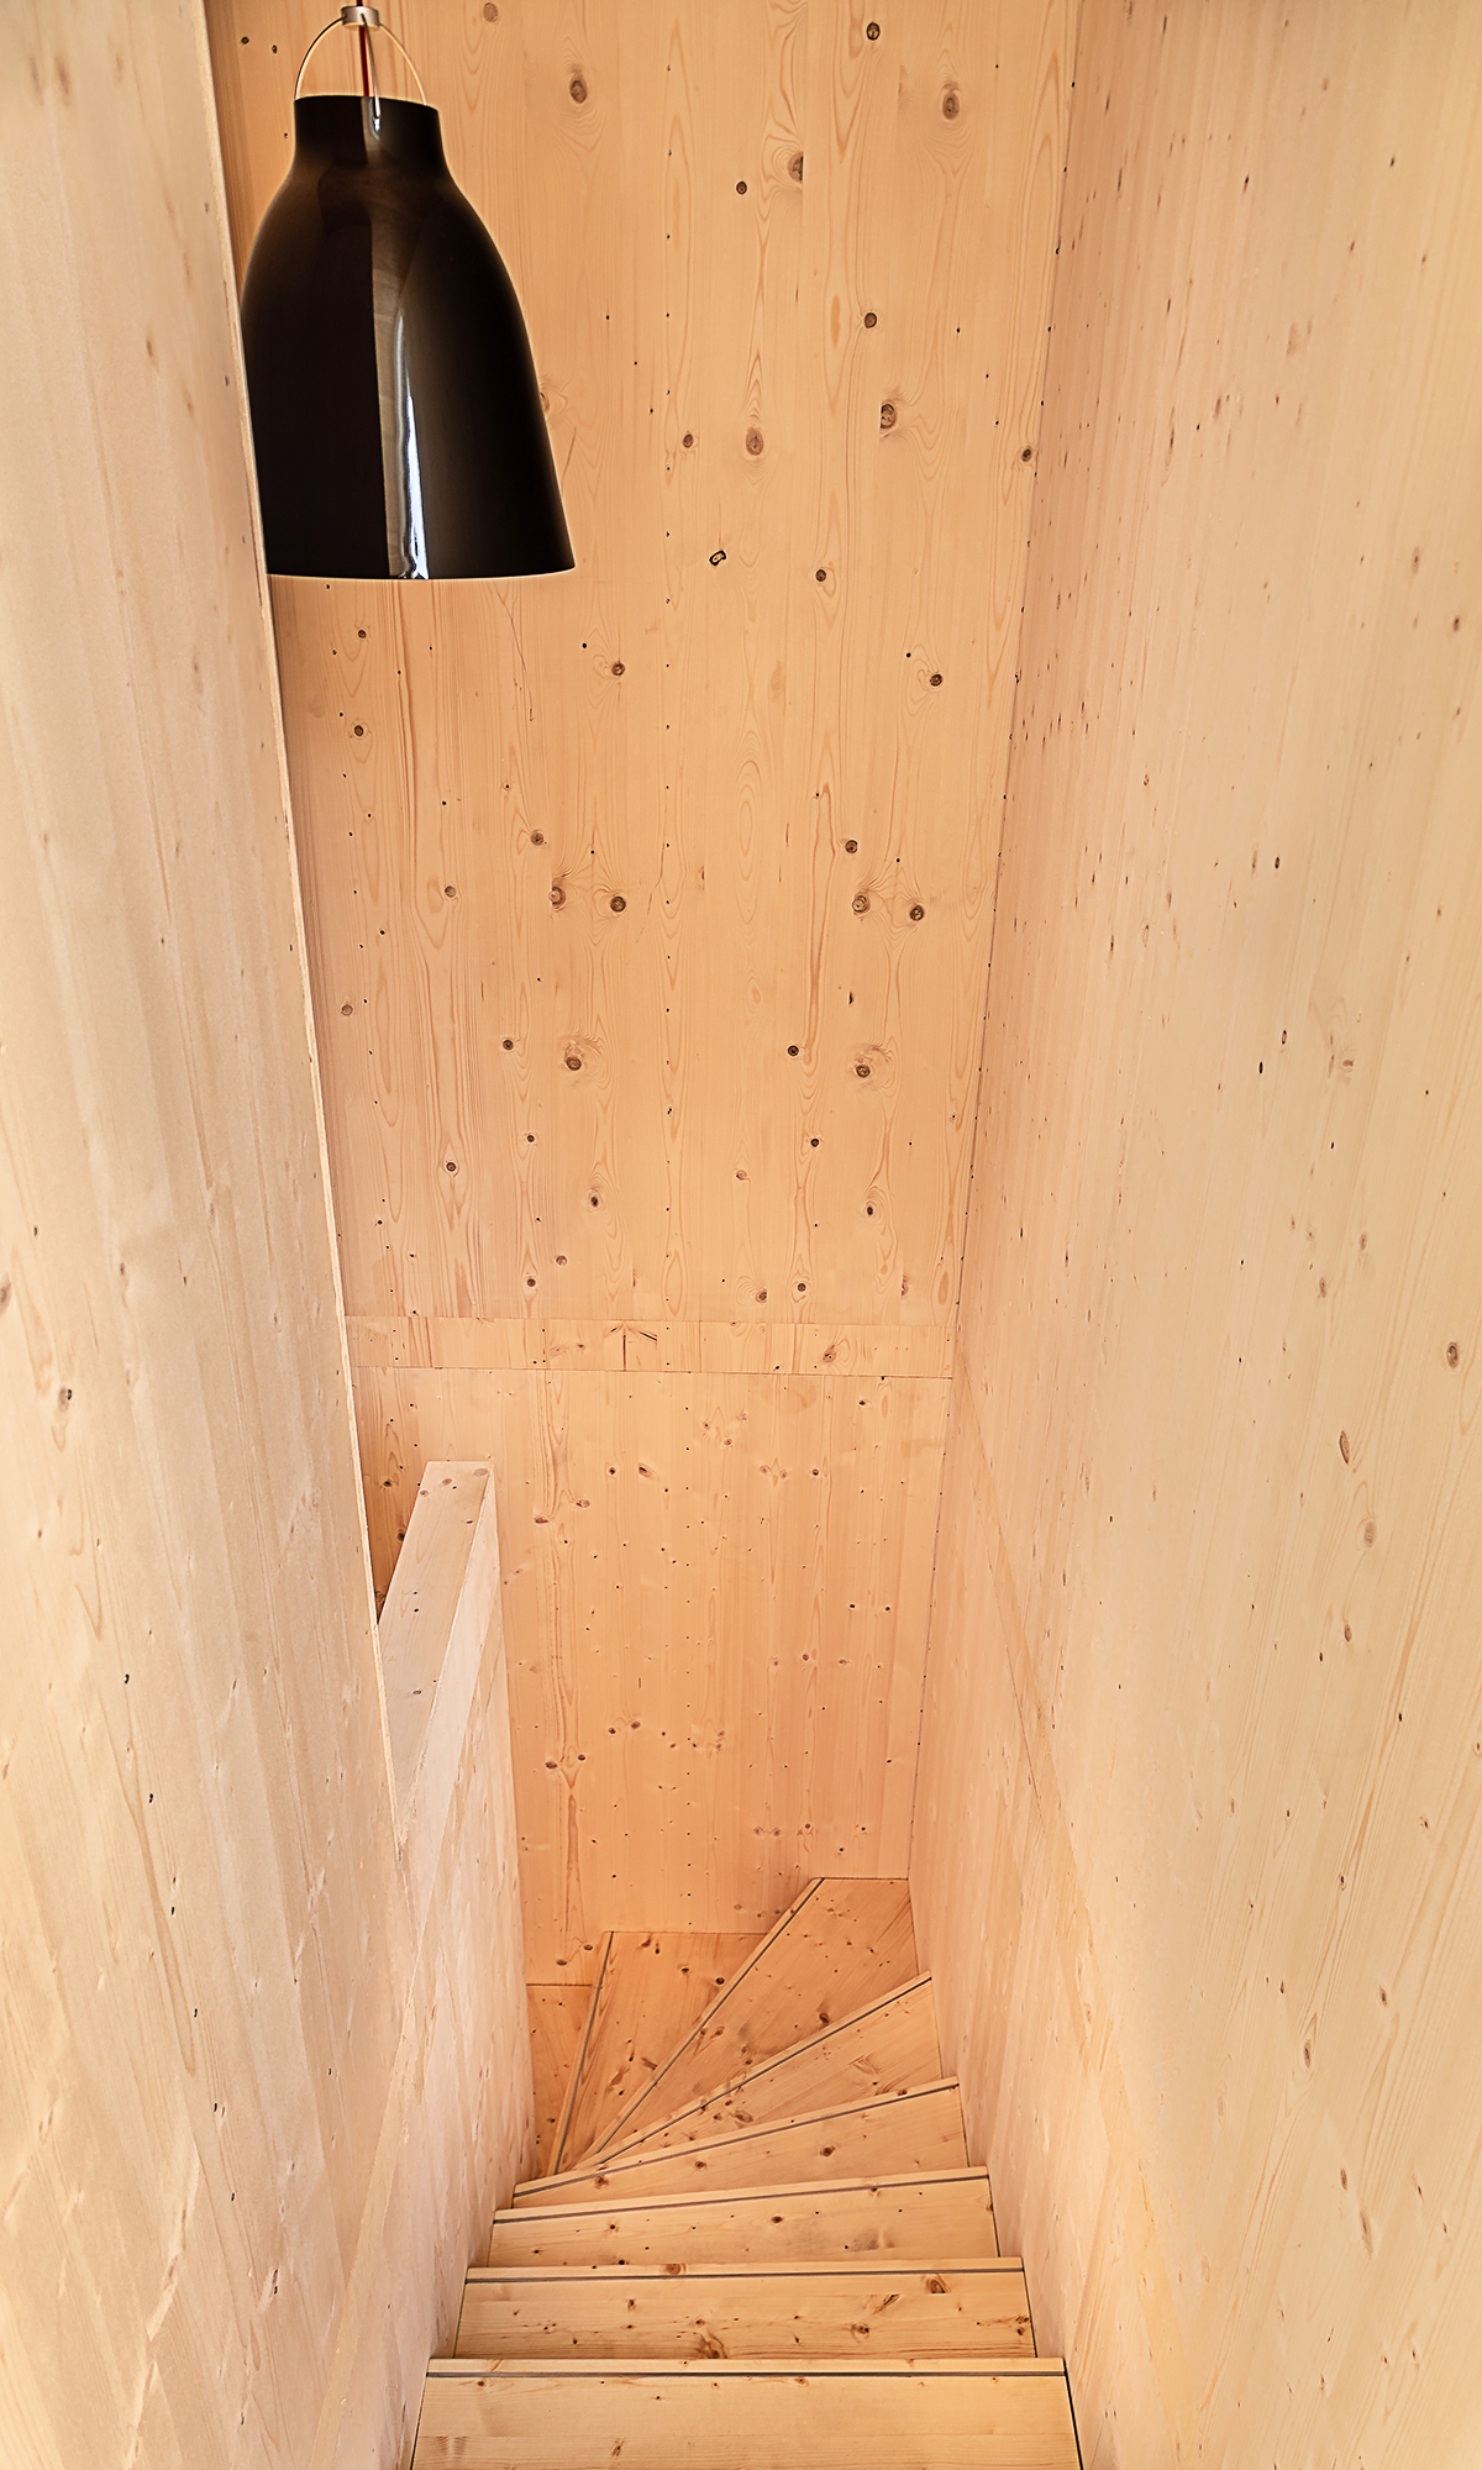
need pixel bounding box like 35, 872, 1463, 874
241, 6, 574, 581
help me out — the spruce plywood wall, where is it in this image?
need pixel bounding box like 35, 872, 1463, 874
913, 6, 1482, 2465
206, 0, 1076, 1972
0, 9, 531, 2464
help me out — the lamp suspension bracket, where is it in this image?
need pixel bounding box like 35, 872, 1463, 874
294, 7, 427, 105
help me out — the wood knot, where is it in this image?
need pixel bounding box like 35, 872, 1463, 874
569, 73, 588, 102
909, 903, 925, 922
879, 402, 897, 430
745, 428, 764, 456
942, 88, 960, 118
789, 152, 804, 182
549, 882, 565, 906
609, 894, 626, 912
852, 893, 869, 914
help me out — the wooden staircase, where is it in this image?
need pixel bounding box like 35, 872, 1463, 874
411, 1878, 1080, 2467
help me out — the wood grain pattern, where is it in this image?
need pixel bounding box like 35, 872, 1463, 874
527, 1987, 593, 2180
0, 13, 531, 2470
379, 1465, 492, 1793
456, 2258, 1033, 2360
487, 2169, 1000, 2269
203, 0, 1078, 1965
604, 1877, 919, 2149
379, 1462, 505, 1949
559, 1929, 764, 2169
209, 0, 1073, 1337
348, 1315, 952, 1378
353, 1366, 947, 1972
414, 2355, 1079, 2470
604, 1974, 941, 2161
516, 2082, 967, 2209
914, 8, 1482, 2468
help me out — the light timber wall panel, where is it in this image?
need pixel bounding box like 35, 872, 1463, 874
0, 11, 531, 2468
914, 7, 1482, 2467
355, 1364, 947, 1975
206, 0, 1077, 1965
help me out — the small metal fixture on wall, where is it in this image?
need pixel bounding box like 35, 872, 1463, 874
241, 6, 574, 580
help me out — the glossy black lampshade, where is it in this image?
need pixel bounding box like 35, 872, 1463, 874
241, 94, 574, 580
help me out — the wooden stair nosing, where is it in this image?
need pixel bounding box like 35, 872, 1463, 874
545, 1930, 611, 2179
588, 1875, 827, 2155
588, 1969, 938, 2167
429, 2353, 1068, 2378
464, 2255, 1028, 2287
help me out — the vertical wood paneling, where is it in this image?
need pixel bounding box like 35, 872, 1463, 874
354, 1363, 948, 1974
211, 0, 1071, 1333
915, 8, 1482, 2466
0, 12, 531, 2467
205, 0, 1077, 1966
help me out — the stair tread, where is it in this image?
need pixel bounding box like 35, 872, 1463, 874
517, 2080, 966, 2208
413, 2353, 1078, 2469
456, 2257, 1034, 2360
596, 1877, 918, 2153
556, 1927, 763, 2172
488, 2165, 999, 2267
599, 1972, 941, 2164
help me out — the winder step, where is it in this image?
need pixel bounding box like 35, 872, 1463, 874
514, 2080, 968, 2209
595, 1876, 918, 2153
599, 1972, 941, 2162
